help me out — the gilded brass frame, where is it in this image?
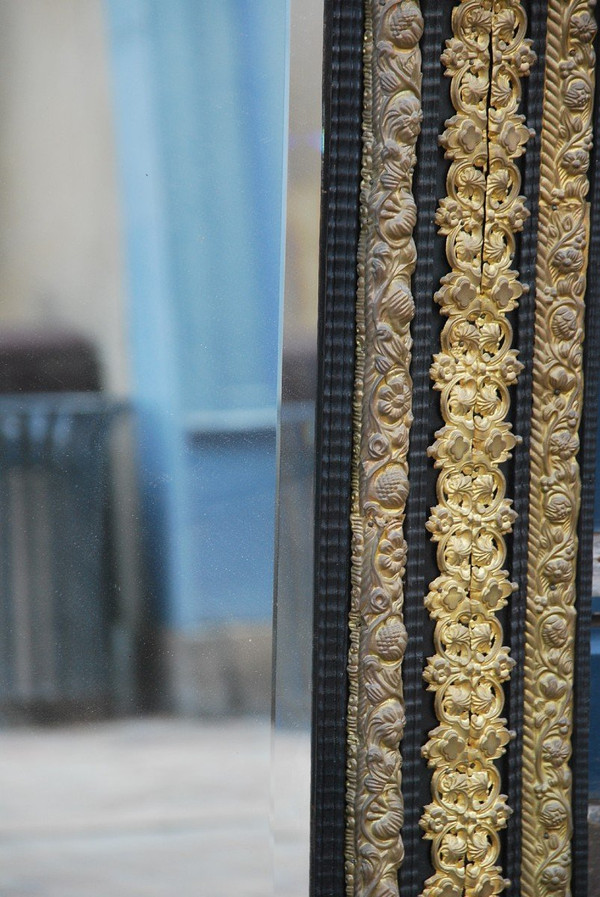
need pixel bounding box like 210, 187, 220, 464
420, 2, 534, 895
346, 2, 422, 894
344, 0, 596, 896
521, 0, 596, 894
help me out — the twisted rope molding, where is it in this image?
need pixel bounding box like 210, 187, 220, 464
420, 1, 534, 895
345, 1, 423, 894
521, 1, 596, 895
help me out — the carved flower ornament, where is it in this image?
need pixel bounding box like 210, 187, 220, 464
539, 800, 568, 828
571, 10, 598, 42
377, 527, 408, 576
376, 618, 408, 661
386, 95, 423, 144
384, 284, 415, 324
551, 304, 578, 340
380, 192, 418, 242
563, 77, 592, 109
377, 377, 412, 423
386, 0, 424, 48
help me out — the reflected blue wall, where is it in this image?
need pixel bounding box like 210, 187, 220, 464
104, 0, 287, 626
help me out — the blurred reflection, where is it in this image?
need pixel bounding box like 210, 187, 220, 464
275, 0, 323, 729
273, 0, 324, 893
0, 1, 288, 894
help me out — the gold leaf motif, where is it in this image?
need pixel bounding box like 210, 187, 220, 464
521, 0, 596, 893
421, 1, 533, 896
345, 1, 422, 895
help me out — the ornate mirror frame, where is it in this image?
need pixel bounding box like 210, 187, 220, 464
311, 1, 600, 896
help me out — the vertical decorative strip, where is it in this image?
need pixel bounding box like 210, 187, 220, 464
346, 1, 422, 894
506, 3, 547, 891
401, 0, 445, 889
420, 2, 534, 897
313, 1, 364, 892
521, 0, 596, 894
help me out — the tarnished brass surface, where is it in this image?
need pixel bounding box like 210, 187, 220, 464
420, 2, 534, 896
345, 1, 422, 894
521, 0, 596, 894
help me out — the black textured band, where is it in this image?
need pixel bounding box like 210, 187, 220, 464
505, 0, 547, 891
401, 1, 447, 891
310, 2, 363, 895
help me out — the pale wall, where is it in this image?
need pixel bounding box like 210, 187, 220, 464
0, 0, 129, 394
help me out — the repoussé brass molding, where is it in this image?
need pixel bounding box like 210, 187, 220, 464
521, 0, 596, 894
420, 2, 534, 896
345, 1, 422, 894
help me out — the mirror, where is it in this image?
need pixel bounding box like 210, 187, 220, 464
0, 2, 316, 894
273, 0, 323, 894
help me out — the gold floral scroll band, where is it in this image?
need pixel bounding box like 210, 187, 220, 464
420, 2, 534, 897
345, 1, 422, 895
521, 0, 596, 896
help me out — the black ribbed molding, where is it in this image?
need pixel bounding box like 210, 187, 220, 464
310, 2, 363, 895
400, 1, 447, 891
505, 1, 547, 891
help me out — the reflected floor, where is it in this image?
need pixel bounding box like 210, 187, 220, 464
0, 717, 309, 897
590, 803, 600, 897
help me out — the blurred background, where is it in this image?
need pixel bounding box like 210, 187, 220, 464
0, 0, 285, 720
0, 0, 287, 713
0, 1, 321, 894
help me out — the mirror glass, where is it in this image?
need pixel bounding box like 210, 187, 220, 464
272, 0, 323, 894
0, 2, 294, 894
